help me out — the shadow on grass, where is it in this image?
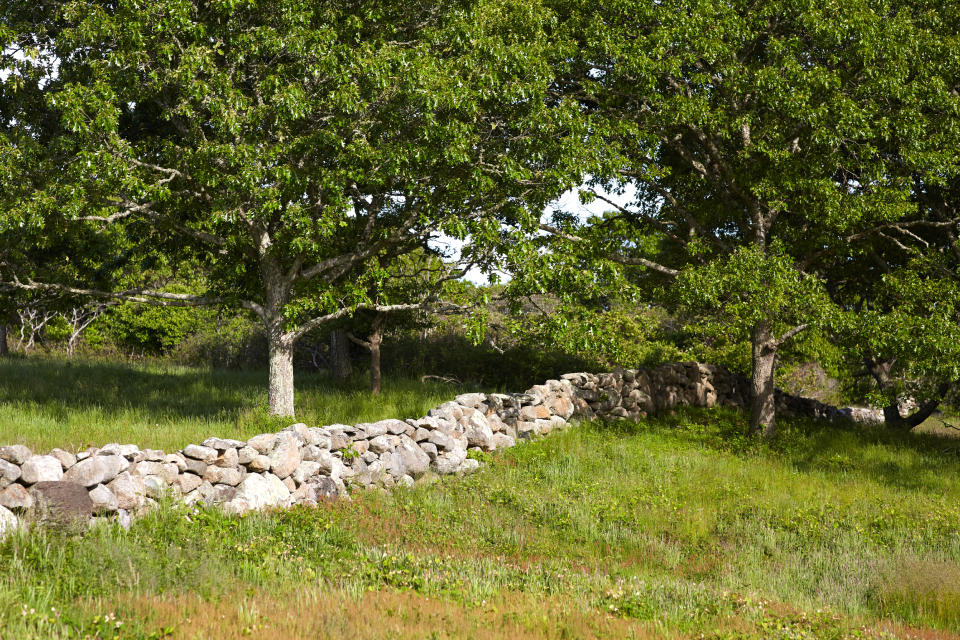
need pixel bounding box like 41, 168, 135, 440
592, 406, 960, 494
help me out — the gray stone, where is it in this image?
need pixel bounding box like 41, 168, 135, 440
49, 448, 77, 470
223, 473, 290, 514
283, 423, 311, 445
75, 450, 91, 461
98, 443, 123, 456
358, 421, 388, 438
414, 427, 432, 442
140, 449, 165, 462
307, 428, 331, 449
107, 472, 145, 510
20, 455, 64, 484
165, 453, 187, 472
215, 448, 239, 468
174, 473, 203, 494
267, 432, 301, 480
0, 484, 33, 510
0, 458, 22, 488
282, 476, 297, 492
368, 435, 394, 454
247, 455, 271, 472
396, 436, 430, 478
182, 444, 218, 463
427, 430, 456, 451
420, 441, 438, 461
291, 461, 322, 485
63, 457, 108, 487
142, 476, 166, 499
134, 460, 177, 482
491, 433, 516, 450
463, 411, 494, 450
89, 484, 119, 513
237, 446, 257, 465
247, 433, 277, 454
432, 449, 468, 475
183, 457, 207, 475
118, 444, 140, 458
0, 505, 17, 538
455, 393, 487, 408
29, 481, 94, 523
202, 437, 246, 451
397, 474, 415, 488
203, 465, 243, 486
382, 419, 409, 435
459, 458, 481, 475
0, 445, 31, 465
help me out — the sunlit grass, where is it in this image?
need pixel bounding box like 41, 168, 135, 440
2, 405, 959, 638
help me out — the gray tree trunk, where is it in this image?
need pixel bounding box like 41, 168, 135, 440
749, 322, 778, 438
330, 328, 353, 380
268, 335, 296, 417
866, 358, 948, 430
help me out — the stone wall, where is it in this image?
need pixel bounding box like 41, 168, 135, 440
0, 362, 878, 536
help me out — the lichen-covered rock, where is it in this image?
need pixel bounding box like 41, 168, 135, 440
89, 484, 119, 513
0, 458, 21, 489
0, 504, 17, 538
224, 473, 290, 513
107, 472, 145, 510
0, 445, 31, 465
267, 432, 301, 480
20, 455, 64, 484
237, 446, 257, 465
49, 448, 77, 470
0, 483, 33, 510
29, 481, 94, 523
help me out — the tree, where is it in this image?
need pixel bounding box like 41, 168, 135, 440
2, 0, 582, 415
537, 0, 960, 435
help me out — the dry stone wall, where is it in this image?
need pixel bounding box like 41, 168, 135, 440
0, 362, 878, 536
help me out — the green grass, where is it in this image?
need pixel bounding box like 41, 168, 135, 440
2, 404, 960, 639
0, 355, 471, 452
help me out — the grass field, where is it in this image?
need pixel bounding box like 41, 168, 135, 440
0, 355, 470, 452
2, 377, 960, 639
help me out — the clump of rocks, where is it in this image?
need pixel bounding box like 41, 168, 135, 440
0, 362, 877, 536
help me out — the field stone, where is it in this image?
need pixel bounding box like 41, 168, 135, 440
359, 422, 388, 438
463, 411, 494, 450
174, 473, 203, 494
0, 505, 17, 538
202, 437, 245, 451
247, 433, 277, 454
0, 458, 21, 488
183, 458, 207, 475
414, 427, 432, 442
89, 484, 119, 513
491, 433, 516, 450
237, 446, 257, 465
432, 449, 467, 475
0, 445, 31, 465
107, 472, 145, 510
165, 454, 187, 472
182, 444, 217, 463
215, 448, 239, 468
420, 442, 438, 461
203, 466, 243, 486
98, 443, 122, 456
396, 437, 430, 478
396, 474, 415, 488
49, 448, 77, 470
142, 476, 166, 499
282, 476, 296, 492
63, 457, 109, 487
248, 455, 271, 472
368, 435, 393, 454
267, 432, 301, 479
0, 484, 33, 510
29, 481, 93, 523
307, 428, 331, 449
140, 449, 165, 462
458, 458, 481, 475
224, 473, 290, 513
21, 455, 64, 484
291, 461, 322, 485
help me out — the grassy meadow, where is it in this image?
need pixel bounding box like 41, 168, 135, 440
1, 359, 959, 639
0, 355, 470, 452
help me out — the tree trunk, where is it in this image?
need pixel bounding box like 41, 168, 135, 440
749, 322, 778, 438
330, 328, 353, 380
369, 322, 382, 395
268, 335, 296, 417
0, 323, 7, 357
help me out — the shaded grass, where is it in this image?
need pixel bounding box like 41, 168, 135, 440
0, 355, 469, 451
2, 408, 960, 638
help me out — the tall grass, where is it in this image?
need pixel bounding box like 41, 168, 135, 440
2, 407, 959, 638
0, 355, 470, 451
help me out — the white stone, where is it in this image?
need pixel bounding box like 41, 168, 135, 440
291, 461, 322, 485
267, 432, 301, 479
0, 445, 31, 465
89, 484, 119, 512
107, 472, 145, 510
224, 473, 290, 513
182, 444, 218, 463
20, 455, 64, 484
49, 448, 77, 470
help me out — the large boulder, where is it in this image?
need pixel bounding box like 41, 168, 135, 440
223, 473, 290, 514
29, 481, 95, 524
266, 432, 301, 480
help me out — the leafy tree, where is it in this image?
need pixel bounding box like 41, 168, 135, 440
534, 0, 960, 436
1, 0, 581, 415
